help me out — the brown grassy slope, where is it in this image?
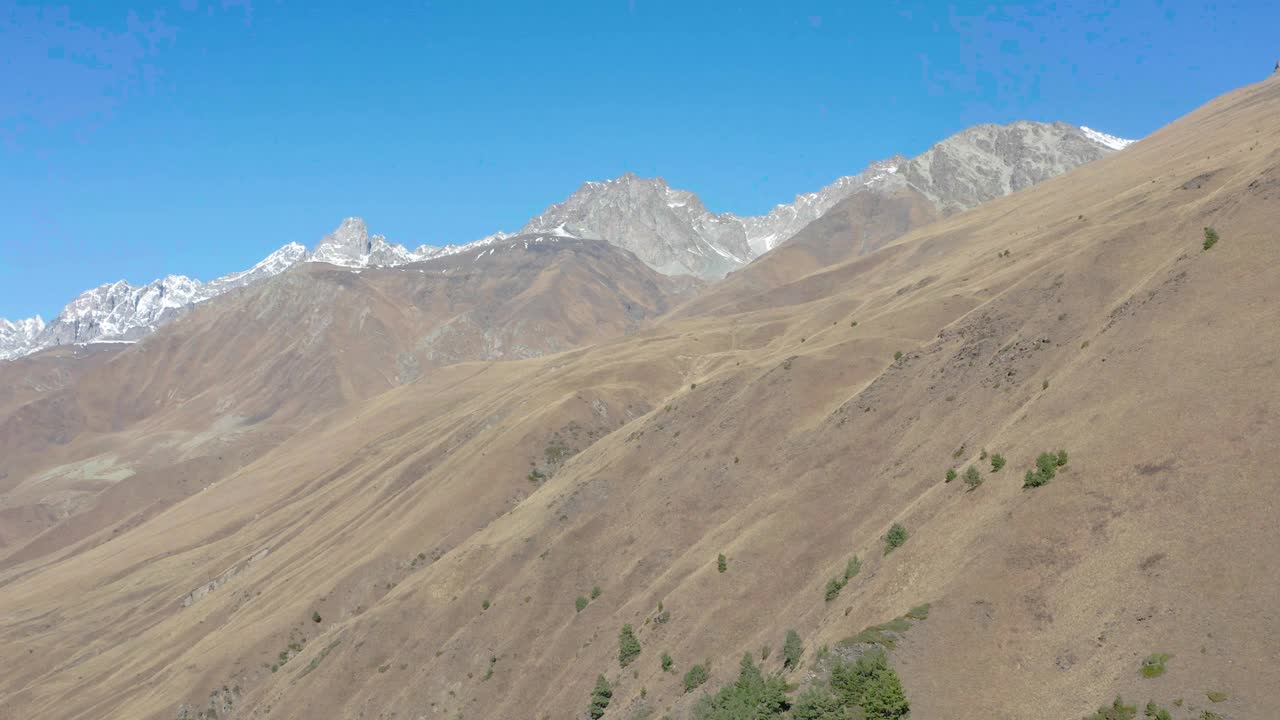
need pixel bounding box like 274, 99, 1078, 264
675, 184, 941, 318
1, 74, 1278, 720
0, 239, 692, 564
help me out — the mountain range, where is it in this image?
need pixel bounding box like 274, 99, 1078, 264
2, 72, 1278, 720
0, 120, 1131, 361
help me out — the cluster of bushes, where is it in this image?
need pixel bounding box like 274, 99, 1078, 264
1024, 450, 1067, 488
575, 585, 603, 613
1085, 697, 1181, 720
792, 649, 909, 720
683, 663, 710, 692
824, 557, 862, 602
692, 654, 789, 719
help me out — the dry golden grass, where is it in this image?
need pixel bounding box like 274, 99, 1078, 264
2, 75, 1279, 720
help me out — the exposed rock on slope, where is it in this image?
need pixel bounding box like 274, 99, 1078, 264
517, 121, 1130, 279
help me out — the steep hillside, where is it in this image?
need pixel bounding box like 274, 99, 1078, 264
2, 75, 1277, 720
0, 237, 693, 565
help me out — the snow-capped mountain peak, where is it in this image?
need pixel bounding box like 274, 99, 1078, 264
1080, 126, 1136, 151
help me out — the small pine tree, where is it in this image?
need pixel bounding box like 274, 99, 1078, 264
1202, 226, 1219, 250
945, 468, 957, 483
661, 651, 674, 672
825, 576, 846, 602
717, 553, 727, 573
481, 599, 490, 610
783, 629, 804, 669
618, 624, 642, 668
588, 674, 613, 719
990, 453, 1006, 472
883, 523, 909, 554
575, 595, 588, 612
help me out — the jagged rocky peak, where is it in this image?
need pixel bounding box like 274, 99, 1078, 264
307, 217, 422, 267
510, 120, 1131, 279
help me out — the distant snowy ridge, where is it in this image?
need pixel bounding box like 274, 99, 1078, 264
1, 121, 1134, 360
1, 243, 308, 360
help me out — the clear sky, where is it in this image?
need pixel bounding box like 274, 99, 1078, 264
2, 0, 1276, 320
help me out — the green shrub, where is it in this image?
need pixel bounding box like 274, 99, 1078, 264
1201, 712, 1224, 720
893, 351, 904, 362
692, 654, 790, 720
312, 611, 322, 623
481, 599, 490, 610
883, 523, 909, 554
825, 576, 846, 602
588, 674, 613, 719
683, 663, 709, 692
1140, 653, 1170, 678
1056, 449, 1068, 466
717, 553, 728, 573
1144, 702, 1173, 720
1203, 226, 1219, 250
1023, 451, 1061, 488
591, 585, 602, 599
576, 595, 588, 612
783, 629, 804, 669
830, 649, 910, 720
618, 625, 642, 667
1086, 697, 1137, 720
990, 453, 1006, 472
661, 652, 674, 672
964, 465, 983, 491
945, 468, 957, 483
760, 645, 771, 660
844, 556, 862, 581
1205, 691, 1227, 703
904, 603, 930, 620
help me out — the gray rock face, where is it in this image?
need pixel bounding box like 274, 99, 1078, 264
515, 121, 1130, 279
520, 174, 753, 278
0, 120, 1133, 360
898, 121, 1121, 213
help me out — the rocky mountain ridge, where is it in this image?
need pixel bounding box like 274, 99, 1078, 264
0, 120, 1133, 360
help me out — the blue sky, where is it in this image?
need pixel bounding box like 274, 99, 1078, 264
2, 0, 1276, 320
